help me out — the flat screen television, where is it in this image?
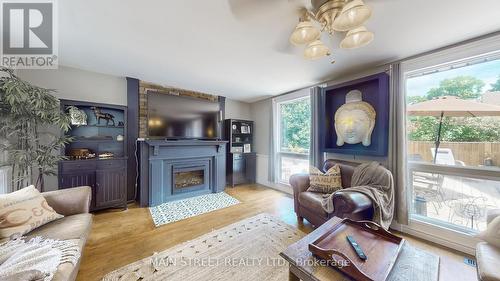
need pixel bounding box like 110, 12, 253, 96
147, 92, 221, 139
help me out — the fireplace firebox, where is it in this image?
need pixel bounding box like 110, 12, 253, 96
172, 163, 209, 194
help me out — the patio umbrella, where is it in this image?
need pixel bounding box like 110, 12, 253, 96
407, 96, 500, 163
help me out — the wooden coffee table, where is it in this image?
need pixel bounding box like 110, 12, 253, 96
280, 216, 352, 281
281, 217, 442, 281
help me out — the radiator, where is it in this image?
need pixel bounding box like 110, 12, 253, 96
0, 166, 12, 194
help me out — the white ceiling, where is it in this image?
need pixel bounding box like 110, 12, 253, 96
59, 0, 500, 102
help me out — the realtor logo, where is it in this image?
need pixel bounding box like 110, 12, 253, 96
1, 0, 58, 69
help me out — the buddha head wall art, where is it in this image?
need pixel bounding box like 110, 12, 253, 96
334, 90, 376, 147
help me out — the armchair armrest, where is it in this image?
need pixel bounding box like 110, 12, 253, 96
290, 173, 310, 194
332, 190, 373, 215
42, 186, 92, 216
487, 209, 500, 225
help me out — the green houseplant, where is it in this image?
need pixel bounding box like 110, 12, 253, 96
0, 67, 72, 191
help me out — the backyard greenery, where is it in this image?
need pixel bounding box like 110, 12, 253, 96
408, 75, 500, 142
0, 67, 73, 191
491, 75, 500, 91
280, 97, 310, 153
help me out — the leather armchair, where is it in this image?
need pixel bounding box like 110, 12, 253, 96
290, 160, 374, 227
476, 209, 500, 281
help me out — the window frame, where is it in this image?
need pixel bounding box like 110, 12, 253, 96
400, 35, 500, 252
272, 90, 311, 185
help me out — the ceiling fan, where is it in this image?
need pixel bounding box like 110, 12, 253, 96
229, 0, 374, 61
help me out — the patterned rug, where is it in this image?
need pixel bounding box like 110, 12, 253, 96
149, 192, 240, 227
102, 213, 305, 281
103, 214, 439, 281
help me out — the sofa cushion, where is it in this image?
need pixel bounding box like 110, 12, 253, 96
308, 165, 342, 193
476, 242, 500, 281
25, 214, 92, 281
25, 213, 93, 242
323, 160, 357, 188
0, 186, 63, 240
479, 215, 500, 249
2, 269, 45, 281
298, 192, 328, 217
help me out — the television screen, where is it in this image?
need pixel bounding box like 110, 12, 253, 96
147, 93, 221, 139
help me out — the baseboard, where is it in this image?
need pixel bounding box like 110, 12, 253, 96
391, 220, 477, 256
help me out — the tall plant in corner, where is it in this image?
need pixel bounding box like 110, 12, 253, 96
0, 67, 72, 191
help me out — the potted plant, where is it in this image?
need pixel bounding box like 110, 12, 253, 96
0, 67, 73, 192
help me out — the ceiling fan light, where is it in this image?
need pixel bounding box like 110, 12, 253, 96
289, 21, 321, 45
332, 0, 371, 31
304, 40, 331, 60
315, 0, 345, 34
340, 26, 374, 49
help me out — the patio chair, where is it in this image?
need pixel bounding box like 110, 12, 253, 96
431, 148, 466, 166
448, 196, 490, 230
413, 172, 445, 214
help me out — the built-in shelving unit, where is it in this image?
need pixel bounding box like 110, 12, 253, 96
58, 99, 128, 211
224, 119, 256, 187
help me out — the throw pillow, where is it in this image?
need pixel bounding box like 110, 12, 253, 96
308, 165, 342, 193
0, 186, 63, 240
478, 215, 500, 248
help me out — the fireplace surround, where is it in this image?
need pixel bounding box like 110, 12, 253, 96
138, 140, 227, 206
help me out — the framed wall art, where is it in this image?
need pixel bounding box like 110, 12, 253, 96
320, 72, 390, 156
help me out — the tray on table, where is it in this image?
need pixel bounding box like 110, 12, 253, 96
308, 218, 405, 281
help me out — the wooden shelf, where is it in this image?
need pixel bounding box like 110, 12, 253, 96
71, 139, 123, 143
72, 125, 125, 129
60, 156, 128, 162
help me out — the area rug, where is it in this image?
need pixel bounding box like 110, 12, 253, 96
149, 192, 240, 227
102, 213, 305, 281
103, 214, 440, 281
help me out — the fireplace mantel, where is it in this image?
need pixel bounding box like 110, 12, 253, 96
138, 140, 227, 206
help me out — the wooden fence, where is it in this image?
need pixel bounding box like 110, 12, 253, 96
408, 141, 500, 167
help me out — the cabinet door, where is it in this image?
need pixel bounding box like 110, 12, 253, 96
60, 172, 95, 189
244, 153, 256, 183
232, 157, 246, 185
95, 169, 126, 209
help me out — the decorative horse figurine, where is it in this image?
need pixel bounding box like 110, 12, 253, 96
91, 107, 115, 126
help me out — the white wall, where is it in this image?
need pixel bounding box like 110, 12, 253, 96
225, 99, 252, 120
17, 66, 127, 105
250, 99, 272, 156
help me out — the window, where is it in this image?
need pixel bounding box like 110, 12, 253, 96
405, 53, 500, 233
274, 94, 311, 184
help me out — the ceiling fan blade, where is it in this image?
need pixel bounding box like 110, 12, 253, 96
228, 0, 276, 20
228, 0, 310, 21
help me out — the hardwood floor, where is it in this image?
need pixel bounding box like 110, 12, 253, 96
77, 184, 477, 281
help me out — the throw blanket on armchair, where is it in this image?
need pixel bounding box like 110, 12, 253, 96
0, 236, 80, 281
321, 161, 395, 229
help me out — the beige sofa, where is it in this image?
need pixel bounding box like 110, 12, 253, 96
23, 186, 93, 281
476, 209, 500, 281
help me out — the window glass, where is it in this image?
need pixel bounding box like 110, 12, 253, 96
276, 96, 311, 184
406, 58, 500, 232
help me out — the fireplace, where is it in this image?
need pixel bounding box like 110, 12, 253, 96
172, 163, 209, 194
139, 140, 227, 206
